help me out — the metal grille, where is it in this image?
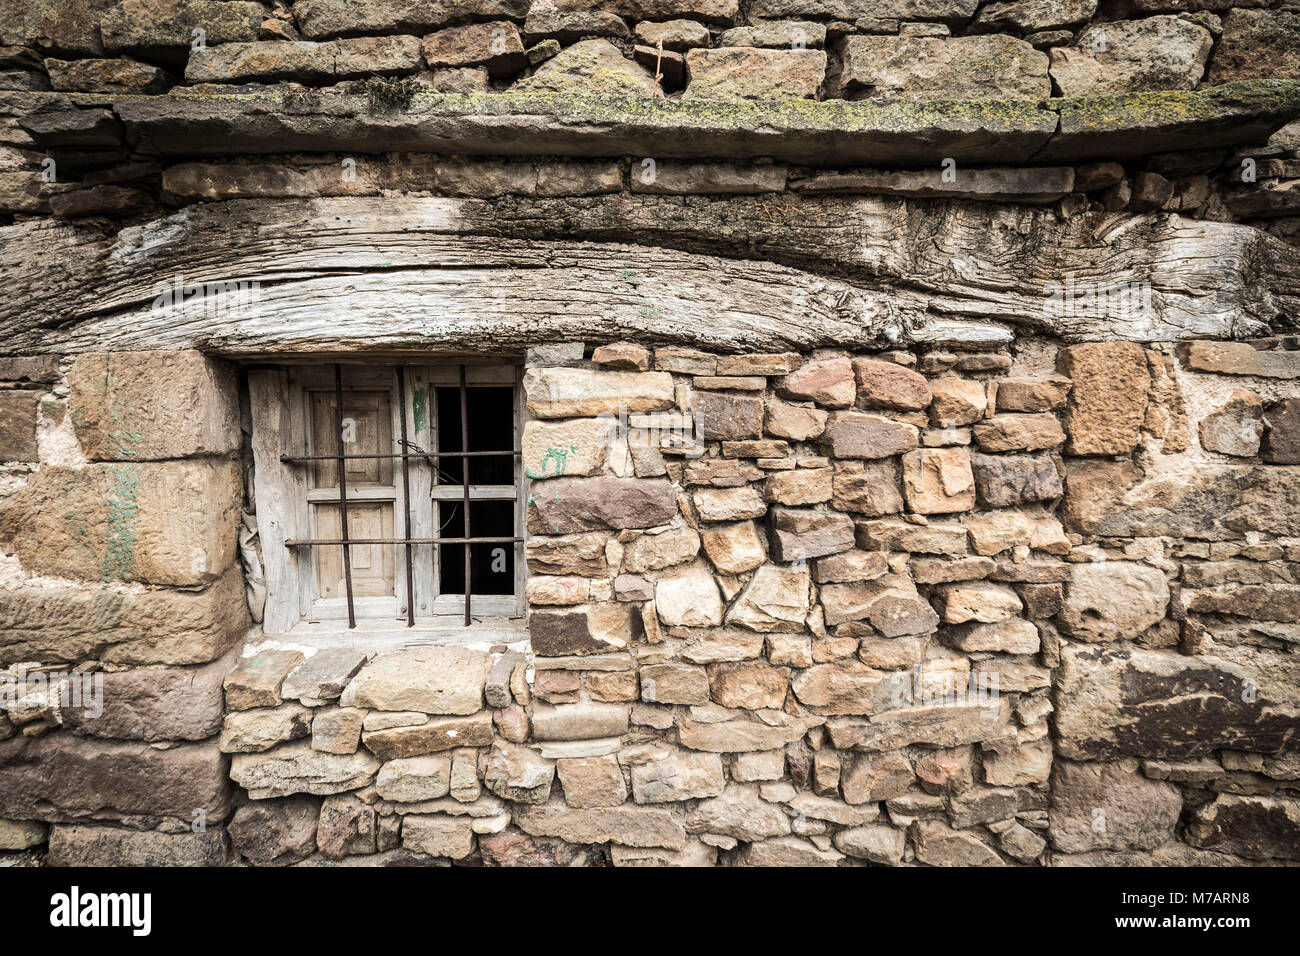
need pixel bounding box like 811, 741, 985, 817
282, 364, 523, 628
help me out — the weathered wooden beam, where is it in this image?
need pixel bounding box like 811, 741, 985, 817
0, 194, 1295, 356
15, 80, 1300, 168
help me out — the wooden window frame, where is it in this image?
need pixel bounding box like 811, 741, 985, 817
248, 360, 527, 637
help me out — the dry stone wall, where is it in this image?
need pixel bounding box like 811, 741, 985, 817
3, 334, 1299, 866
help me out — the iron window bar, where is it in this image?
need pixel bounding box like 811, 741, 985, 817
284, 363, 521, 629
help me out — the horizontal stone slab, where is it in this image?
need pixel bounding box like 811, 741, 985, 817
48, 824, 229, 866
9, 81, 1290, 168
0, 564, 247, 666
1054, 644, 1300, 759
0, 735, 231, 821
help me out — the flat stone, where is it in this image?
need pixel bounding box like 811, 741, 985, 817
225, 651, 304, 711
707, 661, 789, 711
629, 749, 725, 803
1209, 9, 1300, 85
361, 714, 494, 760
972, 413, 1065, 452
422, 21, 525, 78
0, 735, 230, 820
63, 653, 231, 742
685, 786, 791, 841
281, 648, 372, 703
1263, 396, 1300, 464
1054, 643, 1300, 759
928, 377, 988, 428
515, 805, 685, 849
912, 820, 1005, 865
0, 389, 39, 460
901, 447, 975, 514
622, 523, 700, 573
44, 57, 172, 93
0, 819, 47, 850
971, 452, 1062, 507
529, 603, 643, 656
219, 704, 312, 753
557, 754, 627, 808
1059, 342, 1151, 455
231, 742, 379, 799
655, 562, 724, 626
837, 34, 1048, 101
1049, 759, 1181, 852
348, 647, 489, 716
792, 659, 888, 716
48, 824, 228, 866
691, 390, 764, 441
776, 358, 855, 408
311, 706, 365, 755
531, 701, 630, 741
521, 417, 612, 479
995, 376, 1071, 413
1186, 794, 1300, 861
692, 485, 768, 521
726, 563, 811, 632
525, 531, 608, 576
834, 824, 906, 863
964, 509, 1070, 556
822, 411, 918, 459
530, 476, 678, 533
768, 507, 854, 562
1059, 561, 1170, 642
683, 47, 825, 100
852, 358, 932, 409
523, 367, 674, 418
401, 814, 475, 859
700, 520, 767, 574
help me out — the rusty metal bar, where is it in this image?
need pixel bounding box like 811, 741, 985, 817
333, 364, 356, 629
396, 367, 415, 628
281, 451, 519, 463
460, 364, 471, 627
286, 536, 523, 546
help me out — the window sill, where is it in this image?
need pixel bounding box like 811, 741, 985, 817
245, 617, 530, 656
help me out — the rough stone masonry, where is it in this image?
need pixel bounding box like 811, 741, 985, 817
1, 0, 1300, 867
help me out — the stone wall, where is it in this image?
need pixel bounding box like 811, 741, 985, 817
4, 335, 1298, 865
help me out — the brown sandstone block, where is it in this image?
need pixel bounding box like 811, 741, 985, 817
0, 460, 241, 586
69, 350, 239, 460
0, 389, 41, 460
1058, 341, 1151, 455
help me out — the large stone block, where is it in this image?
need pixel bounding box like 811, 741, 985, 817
629, 749, 725, 803
361, 714, 494, 759
101, 0, 264, 57
530, 476, 677, 533
1048, 760, 1181, 852
725, 563, 810, 632
0, 460, 241, 586
822, 411, 918, 459
836, 34, 1049, 100
1208, 9, 1300, 85
1054, 644, 1300, 759
768, 507, 854, 562
1057, 342, 1150, 456
68, 350, 239, 460
0, 389, 41, 461
186, 36, 422, 83
48, 824, 229, 866
0, 564, 247, 666
347, 647, 490, 715
971, 453, 1061, 507
1049, 17, 1213, 96
521, 417, 612, 479
61, 651, 234, 742
901, 447, 974, 514
1058, 561, 1169, 642
523, 367, 674, 418
0, 735, 230, 821
684, 47, 826, 100
1186, 795, 1300, 861
1063, 461, 1300, 539
529, 603, 644, 656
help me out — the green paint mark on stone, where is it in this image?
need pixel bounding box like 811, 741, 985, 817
526, 442, 579, 480
102, 465, 141, 581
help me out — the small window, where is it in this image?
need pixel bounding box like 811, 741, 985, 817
248, 362, 525, 636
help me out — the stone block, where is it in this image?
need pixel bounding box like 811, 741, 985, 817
68, 350, 239, 460
347, 647, 490, 716
48, 824, 228, 866
0, 460, 241, 586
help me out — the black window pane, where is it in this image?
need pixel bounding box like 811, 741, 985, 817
437, 500, 515, 596
434, 385, 515, 486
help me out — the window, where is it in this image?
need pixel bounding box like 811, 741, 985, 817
247, 361, 525, 637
